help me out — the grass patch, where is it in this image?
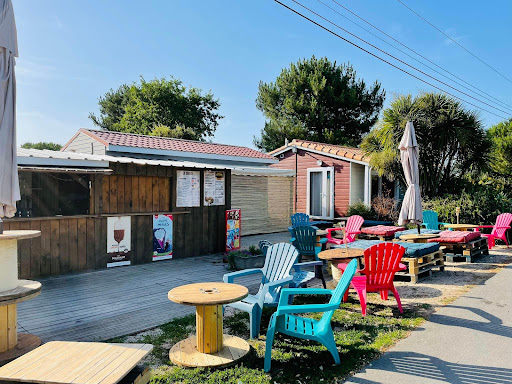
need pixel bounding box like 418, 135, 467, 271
116, 294, 429, 384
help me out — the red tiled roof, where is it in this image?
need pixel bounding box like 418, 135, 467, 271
269, 139, 369, 162
65, 129, 275, 160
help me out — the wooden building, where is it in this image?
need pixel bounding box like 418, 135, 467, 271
5, 148, 231, 280
269, 139, 387, 220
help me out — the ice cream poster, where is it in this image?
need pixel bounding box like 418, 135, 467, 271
226, 209, 241, 252
153, 214, 173, 261
107, 216, 131, 268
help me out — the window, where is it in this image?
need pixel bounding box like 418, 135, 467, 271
16, 172, 91, 217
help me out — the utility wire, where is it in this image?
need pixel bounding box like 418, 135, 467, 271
328, 0, 512, 110
289, 0, 511, 116
395, 0, 512, 86
272, 0, 509, 120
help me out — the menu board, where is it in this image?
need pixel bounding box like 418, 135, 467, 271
107, 216, 131, 268
153, 214, 173, 261
176, 170, 200, 207
226, 209, 241, 252
204, 171, 225, 206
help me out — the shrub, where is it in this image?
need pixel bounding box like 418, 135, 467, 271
347, 201, 375, 220
226, 246, 263, 270
372, 195, 399, 222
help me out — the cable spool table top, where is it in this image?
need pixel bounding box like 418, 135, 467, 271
168, 282, 248, 306
0, 230, 41, 241
0, 280, 42, 305
318, 248, 365, 261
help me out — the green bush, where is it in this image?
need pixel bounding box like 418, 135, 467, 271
347, 201, 376, 220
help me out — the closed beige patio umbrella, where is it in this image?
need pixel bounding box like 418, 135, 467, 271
398, 121, 423, 231
0, 0, 19, 232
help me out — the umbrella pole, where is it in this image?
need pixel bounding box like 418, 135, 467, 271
0, 218, 3, 235
417, 224, 421, 235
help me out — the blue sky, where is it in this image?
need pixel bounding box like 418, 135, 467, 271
14, 0, 512, 148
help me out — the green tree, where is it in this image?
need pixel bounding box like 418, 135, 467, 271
254, 56, 385, 152
89, 76, 222, 140
149, 124, 201, 140
487, 118, 512, 175
361, 92, 489, 197
21, 142, 62, 151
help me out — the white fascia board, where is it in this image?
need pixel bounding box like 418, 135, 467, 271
274, 145, 369, 166
108, 145, 279, 164
17, 156, 109, 168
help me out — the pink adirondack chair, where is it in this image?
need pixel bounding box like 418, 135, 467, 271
326, 215, 364, 245
338, 242, 406, 316
474, 213, 512, 249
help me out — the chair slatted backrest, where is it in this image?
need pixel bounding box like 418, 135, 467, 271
346, 215, 365, 242
494, 213, 512, 238
258, 240, 273, 257
291, 213, 310, 228
290, 225, 317, 258
362, 243, 406, 288
318, 259, 358, 326
423, 210, 440, 230
259, 243, 299, 299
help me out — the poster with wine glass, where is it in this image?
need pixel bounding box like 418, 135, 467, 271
153, 214, 173, 261
107, 216, 131, 268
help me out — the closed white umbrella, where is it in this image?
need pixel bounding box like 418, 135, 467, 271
398, 121, 423, 231
0, 0, 19, 232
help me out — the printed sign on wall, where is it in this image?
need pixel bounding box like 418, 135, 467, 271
226, 209, 241, 252
176, 170, 201, 207
153, 214, 173, 261
107, 216, 131, 268
204, 170, 225, 206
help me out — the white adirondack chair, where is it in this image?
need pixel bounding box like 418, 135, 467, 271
223, 243, 298, 338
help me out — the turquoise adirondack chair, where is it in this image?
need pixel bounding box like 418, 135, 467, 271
422, 210, 450, 230
259, 240, 323, 289
291, 213, 311, 227
264, 259, 358, 372
223, 243, 299, 339
290, 225, 327, 288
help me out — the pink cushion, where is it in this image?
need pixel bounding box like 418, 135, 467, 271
427, 230, 480, 244
361, 225, 406, 237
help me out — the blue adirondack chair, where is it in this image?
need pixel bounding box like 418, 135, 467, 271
223, 243, 299, 339
290, 225, 327, 289
289, 213, 331, 235
264, 259, 358, 372
422, 210, 450, 230
259, 240, 323, 290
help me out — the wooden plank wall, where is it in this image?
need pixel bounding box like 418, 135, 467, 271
5, 164, 231, 279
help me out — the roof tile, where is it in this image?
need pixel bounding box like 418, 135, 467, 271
269, 139, 368, 163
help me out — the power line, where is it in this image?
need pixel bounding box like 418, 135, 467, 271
289, 0, 511, 116
395, 0, 512, 86
271, 0, 509, 120
327, 0, 512, 111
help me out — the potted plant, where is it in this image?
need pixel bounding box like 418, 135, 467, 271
227, 245, 265, 270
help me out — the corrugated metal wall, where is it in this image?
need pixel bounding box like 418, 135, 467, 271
231, 175, 294, 235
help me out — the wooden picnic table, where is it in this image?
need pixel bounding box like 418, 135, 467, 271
168, 282, 250, 368
318, 248, 365, 285
0, 341, 153, 384
399, 233, 440, 243
443, 224, 479, 231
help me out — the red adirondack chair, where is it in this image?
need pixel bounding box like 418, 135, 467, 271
474, 213, 512, 249
326, 215, 364, 245
338, 242, 406, 316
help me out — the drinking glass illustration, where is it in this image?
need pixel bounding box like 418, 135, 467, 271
113, 219, 125, 253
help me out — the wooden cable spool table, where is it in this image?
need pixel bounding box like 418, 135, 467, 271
399, 233, 440, 243
318, 248, 365, 285
168, 282, 250, 368
443, 224, 479, 231
0, 230, 42, 363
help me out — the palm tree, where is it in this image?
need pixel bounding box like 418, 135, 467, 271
361, 92, 489, 197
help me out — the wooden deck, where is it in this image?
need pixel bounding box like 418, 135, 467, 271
17, 232, 292, 342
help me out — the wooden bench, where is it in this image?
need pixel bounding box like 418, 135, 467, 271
0, 341, 152, 384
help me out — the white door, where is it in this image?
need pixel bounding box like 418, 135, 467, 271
307, 167, 334, 219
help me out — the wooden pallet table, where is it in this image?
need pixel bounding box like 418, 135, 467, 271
0, 341, 152, 384
398, 233, 440, 243
396, 250, 445, 283
168, 282, 250, 368
443, 224, 479, 232
440, 237, 489, 263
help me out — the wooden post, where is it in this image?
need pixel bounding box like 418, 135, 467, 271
195, 305, 223, 354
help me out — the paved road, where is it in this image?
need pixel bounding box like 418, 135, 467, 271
345, 263, 512, 384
